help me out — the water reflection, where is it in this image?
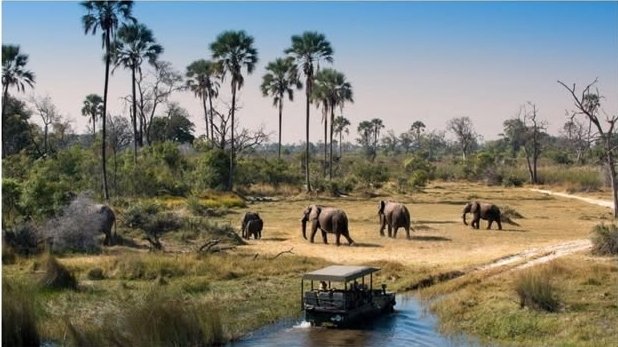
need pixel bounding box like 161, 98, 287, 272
229, 296, 480, 347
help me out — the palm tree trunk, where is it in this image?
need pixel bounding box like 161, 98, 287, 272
101, 31, 111, 201
305, 78, 311, 192
44, 124, 48, 156
339, 131, 343, 158
202, 96, 209, 141
2, 86, 9, 158
323, 106, 327, 178
132, 66, 138, 164
92, 114, 96, 136
329, 105, 334, 180
278, 97, 283, 159
228, 82, 236, 191
605, 136, 618, 218
209, 93, 215, 146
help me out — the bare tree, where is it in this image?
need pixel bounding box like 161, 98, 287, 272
520, 102, 547, 184
136, 61, 184, 146
558, 78, 618, 217
447, 116, 478, 161
31, 95, 60, 156
561, 117, 591, 164
107, 115, 132, 193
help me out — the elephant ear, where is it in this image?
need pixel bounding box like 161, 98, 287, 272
309, 205, 321, 220
378, 200, 385, 215
471, 201, 480, 213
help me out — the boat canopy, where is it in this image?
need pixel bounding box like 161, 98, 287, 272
303, 265, 380, 282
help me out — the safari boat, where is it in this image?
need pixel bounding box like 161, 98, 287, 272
301, 265, 396, 327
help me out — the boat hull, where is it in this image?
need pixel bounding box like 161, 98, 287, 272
305, 293, 396, 328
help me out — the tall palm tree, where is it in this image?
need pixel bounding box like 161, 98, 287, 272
313, 68, 353, 179
81, 94, 103, 136
333, 116, 351, 158
81, 0, 135, 200
2, 44, 35, 158
186, 59, 221, 143
112, 22, 163, 161
285, 32, 333, 191
210, 30, 258, 191
260, 57, 301, 159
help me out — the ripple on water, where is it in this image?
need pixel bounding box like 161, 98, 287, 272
228, 295, 480, 347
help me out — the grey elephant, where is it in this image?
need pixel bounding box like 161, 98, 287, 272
378, 200, 412, 239
462, 201, 502, 230
93, 204, 116, 246
301, 205, 354, 246
241, 212, 263, 240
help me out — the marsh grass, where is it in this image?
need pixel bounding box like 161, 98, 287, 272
514, 268, 560, 312
2, 279, 40, 347
40, 255, 77, 290
591, 223, 618, 255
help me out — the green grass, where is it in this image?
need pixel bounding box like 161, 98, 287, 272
514, 268, 560, 312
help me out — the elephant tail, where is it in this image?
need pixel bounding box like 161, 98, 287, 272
500, 215, 520, 226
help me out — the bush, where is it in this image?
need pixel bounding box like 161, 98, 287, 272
591, 223, 618, 256
502, 174, 525, 187
3, 222, 41, 256
40, 256, 78, 290
194, 148, 230, 191
87, 267, 106, 280
353, 162, 389, 189
2, 280, 40, 347
514, 269, 560, 312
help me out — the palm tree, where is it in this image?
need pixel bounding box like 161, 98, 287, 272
81, 0, 135, 200
313, 68, 353, 179
261, 57, 302, 159
210, 30, 258, 191
333, 115, 351, 158
186, 59, 221, 143
285, 32, 333, 191
81, 94, 103, 136
112, 22, 163, 161
2, 44, 35, 158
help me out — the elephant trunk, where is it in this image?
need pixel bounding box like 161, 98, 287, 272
301, 217, 308, 240
463, 212, 468, 225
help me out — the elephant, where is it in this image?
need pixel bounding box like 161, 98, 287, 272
301, 205, 354, 246
378, 200, 412, 239
92, 204, 116, 246
241, 212, 263, 240
462, 201, 502, 230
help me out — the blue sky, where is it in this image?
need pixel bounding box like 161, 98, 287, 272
3, 1, 618, 143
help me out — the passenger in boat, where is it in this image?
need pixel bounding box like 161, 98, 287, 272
319, 281, 328, 291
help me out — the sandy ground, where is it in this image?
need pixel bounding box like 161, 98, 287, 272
235, 183, 610, 272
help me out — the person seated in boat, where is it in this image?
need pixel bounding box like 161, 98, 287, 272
319, 281, 328, 291
352, 280, 360, 291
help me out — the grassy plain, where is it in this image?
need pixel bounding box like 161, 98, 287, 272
3, 181, 617, 345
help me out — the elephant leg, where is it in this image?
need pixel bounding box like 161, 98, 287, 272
321, 229, 328, 244
497, 219, 502, 230
310, 222, 319, 243
257, 229, 261, 239
379, 217, 386, 237
405, 226, 411, 240
393, 226, 399, 238
342, 233, 354, 246
387, 225, 393, 238
487, 220, 493, 230
336, 233, 341, 246
104, 233, 110, 246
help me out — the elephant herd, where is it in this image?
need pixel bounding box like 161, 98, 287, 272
240, 200, 504, 246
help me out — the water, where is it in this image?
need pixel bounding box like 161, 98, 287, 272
228, 295, 480, 347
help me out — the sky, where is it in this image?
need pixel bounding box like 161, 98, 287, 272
2, 1, 618, 144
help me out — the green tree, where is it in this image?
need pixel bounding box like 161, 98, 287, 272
2, 45, 35, 157
113, 22, 163, 161
447, 116, 478, 161
2, 96, 35, 157
81, 94, 103, 136
285, 31, 334, 191
186, 59, 221, 142
210, 30, 258, 191
260, 57, 301, 159
81, 0, 135, 200
357, 120, 376, 161
333, 116, 351, 158
150, 103, 195, 144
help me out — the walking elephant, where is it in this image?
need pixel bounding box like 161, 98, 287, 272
93, 204, 116, 246
241, 212, 263, 240
378, 200, 412, 239
301, 205, 354, 246
462, 201, 502, 230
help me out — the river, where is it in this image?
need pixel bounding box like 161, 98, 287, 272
228, 295, 480, 347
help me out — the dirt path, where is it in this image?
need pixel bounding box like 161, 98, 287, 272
530, 188, 614, 208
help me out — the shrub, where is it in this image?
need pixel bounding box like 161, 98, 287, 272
2, 280, 40, 347
502, 174, 525, 187
194, 148, 230, 191
591, 223, 618, 256
3, 222, 41, 256
514, 268, 560, 312
40, 256, 78, 290
87, 267, 105, 280
353, 162, 389, 189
